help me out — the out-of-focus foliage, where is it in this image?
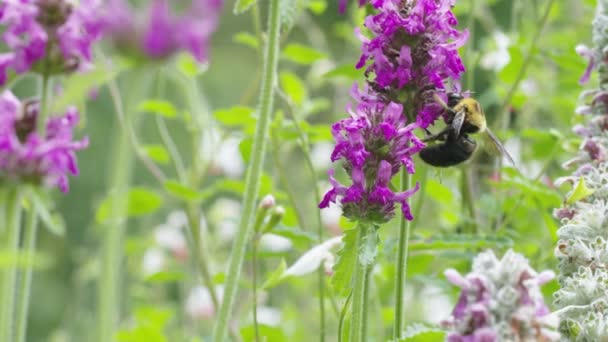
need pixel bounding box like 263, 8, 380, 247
16, 0, 595, 341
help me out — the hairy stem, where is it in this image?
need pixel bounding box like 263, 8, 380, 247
98, 73, 149, 342
0, 189, 22, 342
211, 0, 282, 338
393, 170, 412, 338
350, 223, 373, 342
15, 204, 38, 342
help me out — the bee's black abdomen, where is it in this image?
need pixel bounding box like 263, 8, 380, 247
419, 136, 477, 167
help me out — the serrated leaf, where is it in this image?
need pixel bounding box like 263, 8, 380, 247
282, 44, 326, 65
234, 0, 258, 14
566, 176, 595, 204
280, 71, 307, 106
332, 227, 357, 296
28, 188, 65, 236
164, 180, 205, 202
96, 188, 162, 224
213, 106, 256, 127
138, 99, 178, 118
262, 259, 288, 289
141, 145, 170, 164
395, 323, 446, 341
280, 0, 300, 31
359, 227, 378, 267
233, 32, 259, 49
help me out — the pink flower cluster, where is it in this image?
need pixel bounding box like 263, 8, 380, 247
0, 91, 88, 192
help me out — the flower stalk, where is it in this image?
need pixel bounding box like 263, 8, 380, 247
0, 188, 22, 342
211, 0, 282, 338
15, 203, 38, 342
393, 170, 411, 339
349, 223, 376, 342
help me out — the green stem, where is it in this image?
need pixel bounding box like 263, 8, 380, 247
393, 171, 411, 339
37, 74, 50, 134
211, 0, 281, 338
252, 239, 260, 342
349, 223, 372, 342
15, 203, 38, 342
461, 166, 478, 233
497, 0, 555, 130
185, 208, 220, 311
0, 189, 22, 342
98, 73, 148, 342
276, 90, 327, 342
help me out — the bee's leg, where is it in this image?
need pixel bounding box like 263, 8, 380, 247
422, 127, 450, 142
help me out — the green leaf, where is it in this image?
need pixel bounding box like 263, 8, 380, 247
408, 234, 513, 252
176, 53, 207, 78
96, 188, 163, 224
51, 64, 121, 113
141, 145, 170, 164
395, 323, 446, 341
138, 100, 178, 118
359, 227, 378, 267
164, 180, 205, 202
239, 137, 253, 162
213, 106, 256, 127
241, 324, 286, 342
234, 0, 258, 14
306, 0, 327, 14
115, 307, 171, 342
323, 63, 364, 81
0, 250, 53, 270
425, 179, 454, 206
28, 188, 66, 236
279, 71, 307, 106
145, 271, 187, 283
262, 259, 287, 289
270, 225, 316, 246
566, 177, 595, 204
332, 227, 357, 296
233, 32, 259, 49
282, 44, 327, 65
280, 0, 300, 32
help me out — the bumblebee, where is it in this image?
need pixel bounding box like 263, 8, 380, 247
418, 93, 516, 168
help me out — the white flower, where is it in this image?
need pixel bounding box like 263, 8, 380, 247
480, 31, 511, 71
283, 236, 343, 277
259, 234, 292, 252
256, 307, 282, 327
186, 286, 224, 320
142, 248, 166, 276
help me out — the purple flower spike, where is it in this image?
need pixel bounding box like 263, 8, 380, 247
103, 0, 223, 63
320, 0, 466, 223
0, 91, 88, 192
0, 0, 105, 85
443, 250, 559, 342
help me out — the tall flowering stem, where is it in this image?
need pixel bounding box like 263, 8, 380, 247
443, 249, 559, 341
0, 188, 22, 342
553, 1, 608, 339
211, 0, 281, 339
320, 0, 467, 337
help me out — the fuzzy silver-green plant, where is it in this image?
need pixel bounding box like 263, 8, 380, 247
553, 1, 608, 340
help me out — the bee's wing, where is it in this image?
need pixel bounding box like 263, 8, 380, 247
482, 128, 517, 168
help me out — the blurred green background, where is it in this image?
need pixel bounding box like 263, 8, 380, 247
16, 0, 597, 340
